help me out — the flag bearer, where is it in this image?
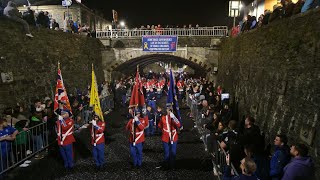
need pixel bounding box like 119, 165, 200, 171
158, 106, 181, 170
90, 114, 106, 170
126, 109, 147, 168
56, 110, 75, 171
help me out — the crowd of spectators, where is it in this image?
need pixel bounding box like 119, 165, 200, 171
0, 80, 115, 173
184, 77, 315, 180
0, 1, 96, 38
231, 0, 319, 37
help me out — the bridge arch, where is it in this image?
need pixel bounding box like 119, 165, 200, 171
104, 47, 215, 75
112, 53, 210, 76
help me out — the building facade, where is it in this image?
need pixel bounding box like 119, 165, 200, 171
18, 1, 111, 31
244, 0, 299, 18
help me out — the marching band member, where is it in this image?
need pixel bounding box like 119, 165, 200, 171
90, 114, 106, 170
158, 106, 181, 170
126, 109, 147, 168
56, 110, 75, 171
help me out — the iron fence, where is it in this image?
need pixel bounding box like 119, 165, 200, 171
186, 94, 239, 179
0, 122, 48, 174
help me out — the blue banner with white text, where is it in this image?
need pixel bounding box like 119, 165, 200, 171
142, 36, 178, 52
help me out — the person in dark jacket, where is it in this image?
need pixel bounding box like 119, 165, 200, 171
269, 4, 283, 23
22, 7, 35, 26
52, 19, 59, 30
281, 0, 295, 17
270, 134, 291, 180
262, 10, 272, 25
223, 155, 259, 180
282, 143, 315, 180
293, 0, 305, 14
241, 116, 261, 145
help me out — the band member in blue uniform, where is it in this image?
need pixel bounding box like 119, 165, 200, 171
145, 106, 155, 136
147, 88, 156, 112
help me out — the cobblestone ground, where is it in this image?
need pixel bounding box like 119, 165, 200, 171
7, 97, 215, 180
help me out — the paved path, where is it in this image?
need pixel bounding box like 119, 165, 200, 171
8, 96, 215, 180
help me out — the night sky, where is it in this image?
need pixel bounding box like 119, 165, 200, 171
82, 0, 253, 28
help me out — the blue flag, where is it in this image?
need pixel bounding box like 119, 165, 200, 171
166, 69, 182, 124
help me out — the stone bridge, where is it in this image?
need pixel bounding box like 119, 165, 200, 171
99, 37, 223, 81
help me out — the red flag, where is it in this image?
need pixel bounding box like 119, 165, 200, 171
129, 67, 145, 108
54, 67, 72, 114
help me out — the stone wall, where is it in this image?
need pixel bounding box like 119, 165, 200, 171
0, 18, 104, 111
218, 9, 320, 175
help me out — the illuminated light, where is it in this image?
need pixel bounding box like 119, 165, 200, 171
120, 21, 125, 27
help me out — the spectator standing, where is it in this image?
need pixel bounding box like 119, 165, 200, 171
270, 134, 291, 180
3, 107, 19, 127
0, 118, 18, 171
29, 111, 44, 159
293, 0, 305, 14
223, 155, 259, 180
282, 0, 295, 17
52, 19, 59, 30
269, 4, 283, 23
282, 143, 315, 179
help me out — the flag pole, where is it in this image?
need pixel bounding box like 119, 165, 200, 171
58, 61, 60, 69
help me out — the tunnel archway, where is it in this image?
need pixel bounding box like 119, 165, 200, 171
111, 54, 211, 76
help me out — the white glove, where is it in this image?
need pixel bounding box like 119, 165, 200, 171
92, 120, 97, 126
134, 116, 139, 122
58, 115, 63, 121
170, 112, 175, 118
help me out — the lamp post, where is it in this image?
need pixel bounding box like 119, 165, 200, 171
120, 21, 125, 29
229, 0, 242, 27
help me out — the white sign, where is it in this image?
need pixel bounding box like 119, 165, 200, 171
76, 0, 81, 3
1, 72, 13, 83
62, 0, 72, 7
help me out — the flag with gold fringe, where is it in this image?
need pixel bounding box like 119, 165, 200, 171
90, 64, 104, 121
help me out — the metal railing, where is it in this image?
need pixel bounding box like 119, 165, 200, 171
96, 27, 228, 38
0, 122, 48, 175
186, 93, 239, 179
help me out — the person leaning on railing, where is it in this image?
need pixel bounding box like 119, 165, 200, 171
0, 118, 18, 171
223, 154, 259, 180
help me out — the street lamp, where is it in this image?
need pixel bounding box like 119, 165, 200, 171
229, 0, 242, 27
120, 21, 125, 28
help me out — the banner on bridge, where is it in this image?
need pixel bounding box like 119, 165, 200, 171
142, 36, 178, 52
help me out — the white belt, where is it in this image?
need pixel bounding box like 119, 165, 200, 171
60, 126, 73, 145
163, 129, 176, 133
94, 133, 104, 146
133, 131, 144, 146
163, 129, 176, 144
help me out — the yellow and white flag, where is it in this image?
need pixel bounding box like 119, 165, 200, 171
90, 64, 104, 121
